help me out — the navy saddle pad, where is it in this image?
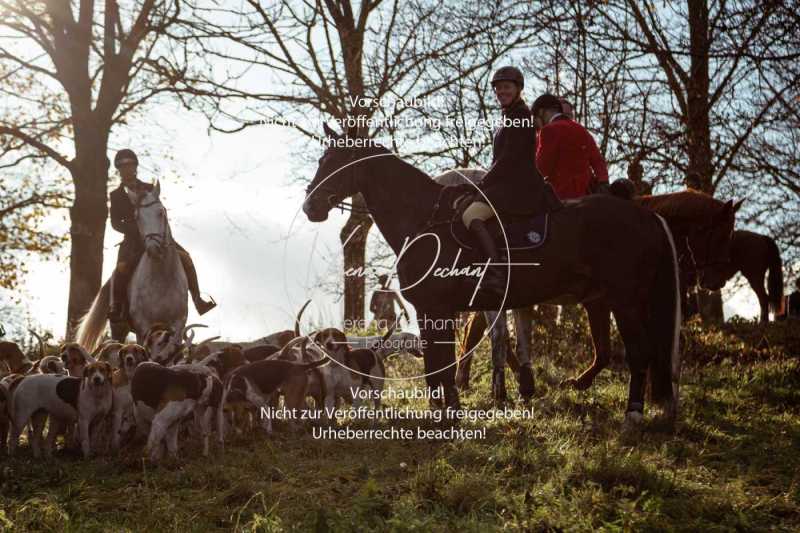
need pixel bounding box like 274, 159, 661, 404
451, 212, 549, 251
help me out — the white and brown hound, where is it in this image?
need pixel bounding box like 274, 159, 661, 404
8, 361, 113, 458
131, 361, 221, 461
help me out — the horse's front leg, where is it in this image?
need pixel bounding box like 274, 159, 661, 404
561, 299, 611, 391
419, 310, 460, 411
747, 275, 770, 324
484, 310, 510, 404
110, 320, 130, 344
455, 312, 485, 390
512, 307, 535, 399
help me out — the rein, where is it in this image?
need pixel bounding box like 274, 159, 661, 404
678, 221, 731, 283
411, 186, 460, 238
306, 150, 373, 217
135, 197, 173, 249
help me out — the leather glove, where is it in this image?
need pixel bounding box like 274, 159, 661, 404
444, 183, 476, 209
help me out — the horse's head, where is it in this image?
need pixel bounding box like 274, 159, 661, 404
640, 191, 743, 291
143, 323, 180, 365
685, 197, 744, 290
302, 123, 386, 222
128, 181, 170, 259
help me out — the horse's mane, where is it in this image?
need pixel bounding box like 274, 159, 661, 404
432, 168, 486, 186
637, 189, 723, 221
351, 142, 443, 192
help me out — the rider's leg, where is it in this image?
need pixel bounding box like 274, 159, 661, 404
175, 244, 216, 315
462, 201, 505, 297
109, 241, 140, 321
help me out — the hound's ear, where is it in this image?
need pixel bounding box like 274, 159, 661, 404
733, 198, 744, 213
322, 122, 339, 139
83, 347, 97, 363
154, 180, 161, 198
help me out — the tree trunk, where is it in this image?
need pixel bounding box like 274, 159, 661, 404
340, 194, 372, 325
686, 0, 713, 192
687, 0, 724, 323
65, 131, 110, 339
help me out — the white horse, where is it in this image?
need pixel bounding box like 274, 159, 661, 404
77, 182, 188, 362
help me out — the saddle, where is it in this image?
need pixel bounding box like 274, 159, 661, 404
450, 184, 563, 252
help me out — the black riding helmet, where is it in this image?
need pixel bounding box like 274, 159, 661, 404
114, 148, 138, 169
491, 66, 524, 89
531, 93, 562, 117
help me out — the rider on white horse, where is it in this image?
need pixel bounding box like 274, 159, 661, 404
108, 149, 216, 322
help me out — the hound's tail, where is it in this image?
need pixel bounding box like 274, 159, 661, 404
766, 238, 784, 315
648, 215, 682, 415
75, 280, 110, 352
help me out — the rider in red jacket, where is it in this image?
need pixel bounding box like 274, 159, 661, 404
532, 94, 608, 199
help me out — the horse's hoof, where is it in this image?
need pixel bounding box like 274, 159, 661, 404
429, 393, 444, 410
624, 410, 643, 425
559, 378, 578, 390
621, 410, 644, 437
518, 365, 535, 399
562, 375, 594, 391
443, 385, 461, 411
492, 369, 507, 405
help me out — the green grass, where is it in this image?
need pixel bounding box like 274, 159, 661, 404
1, 316, 799, 532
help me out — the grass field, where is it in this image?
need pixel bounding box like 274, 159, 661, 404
1, 316, 799, 532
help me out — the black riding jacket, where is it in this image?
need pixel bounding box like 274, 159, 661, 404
109, 179, 152, 241
478, 98, 545, 215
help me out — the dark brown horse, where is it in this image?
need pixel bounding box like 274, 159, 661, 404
455, 189, 742, 394
303, 127, 683, 426
706, 230, 783, 323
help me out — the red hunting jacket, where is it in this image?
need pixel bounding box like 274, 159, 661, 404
535, 115, 608, 200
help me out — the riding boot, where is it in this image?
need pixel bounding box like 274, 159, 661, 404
518, 364, 535, 401
492, 367, 508, 404
468, 219, 506, 298
109, 267, 130, 322
179, 250, 217, 315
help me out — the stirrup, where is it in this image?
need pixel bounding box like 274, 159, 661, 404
196, 295, 217, 315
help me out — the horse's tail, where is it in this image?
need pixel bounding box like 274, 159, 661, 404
75, 280, 110, 352
766, 237, 784, 315
648, 215, 682, 412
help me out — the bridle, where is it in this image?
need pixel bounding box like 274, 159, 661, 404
680, 219, 732, 276
305, 148, 372, 216
135, 197, 172, 249
413, 186, 460, 238
305, 147, 464, 238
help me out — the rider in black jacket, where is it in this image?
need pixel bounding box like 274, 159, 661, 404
459, 66, 546, 296
108, 149, 216, 321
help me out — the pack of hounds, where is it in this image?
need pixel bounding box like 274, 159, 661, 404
0, 306, 423, 462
